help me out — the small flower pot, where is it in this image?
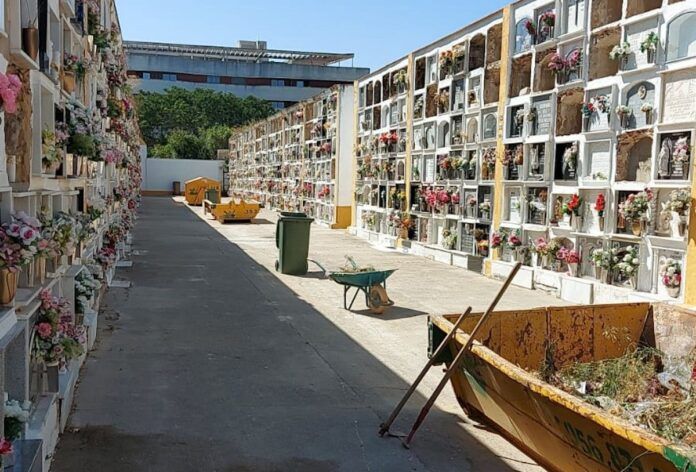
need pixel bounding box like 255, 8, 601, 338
666, 285, 681, 298
0, 269, 18, 305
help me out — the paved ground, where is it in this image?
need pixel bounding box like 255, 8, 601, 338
53, 197, 566, 472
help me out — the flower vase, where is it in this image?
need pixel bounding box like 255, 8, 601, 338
36, 257, 46, 284
679, 215, 687, 237
45, 363, 60, 393
571, 215, 583, 232
482, 165, 489, 180
47, 256, 60, 275
598, 216, 605, 232
63, 71, 76, 94
516, 165, 523, 180
593, 265, 602, 280
481, 211, 490, 221
541, 254, 550, 269
467, 206, 476, 219
631, 220, 643, 237
532, 253, 539, 267
7, 155, 16, 183
620, 56, 628, 71
666, 285, 681, 298
19, 263, 35, 289
0, 269, 18, 305
399, 227, 409, 240
561, 213, 572, 228
22, 27, 39, 60
515, 249, 525, 264
647, 49, 655, 64
568, 263, 578, 277
502, 166, 509, 181
620, 114, 629, 129
644, 110, 653, 125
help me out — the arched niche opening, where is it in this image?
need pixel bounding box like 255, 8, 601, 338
483, 114, 497, 140
366, 83, 374, 107
666, 12, 696, 62
514, 18, 533, 54
374, 81, 382, 104
437, 121, 450, 148
534, 51, 556, 92
466, 118, 479, 143
469, 34, 486, 70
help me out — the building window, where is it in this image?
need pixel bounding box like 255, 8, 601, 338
142, 72, 151, 80
163, 73, 177, 81
207, 76, 221, 84
271, 101, 285, 109
271, 79, 286, 87
297, 80, 305, 87
667, 12, 696, 62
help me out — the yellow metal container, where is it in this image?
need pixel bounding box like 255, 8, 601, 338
205, 198, 260, 223
184, 177, 221, 206
429, 303, 695, 472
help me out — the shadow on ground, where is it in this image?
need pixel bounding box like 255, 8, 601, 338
51, 197, 524, 472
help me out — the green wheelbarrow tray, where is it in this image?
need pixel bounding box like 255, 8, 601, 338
329, 269, 397, 314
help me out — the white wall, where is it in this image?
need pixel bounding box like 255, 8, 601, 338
143, 158, 224, 192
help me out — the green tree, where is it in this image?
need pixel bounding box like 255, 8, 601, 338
135, 87, 274, 158
202, 125, 232, 158
151, 130, 207, 160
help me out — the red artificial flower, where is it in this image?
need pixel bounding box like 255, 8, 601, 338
0, 438, 13, 456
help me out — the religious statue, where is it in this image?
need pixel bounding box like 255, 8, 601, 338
658, 137, 673, 178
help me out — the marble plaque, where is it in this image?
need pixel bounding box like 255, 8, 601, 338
586, 141, 611, 181
565, 0, 585, 35
533, 98, 552, 135
483, 114, 497, 140
663, 70, 696, 124
626, 82, 655, 129
424, 155, 436, 183
509, 192, 522, 223
625, 19, 658, 70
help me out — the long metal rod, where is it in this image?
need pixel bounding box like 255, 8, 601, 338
402, 262, 523, 448
378, 307, 473, 437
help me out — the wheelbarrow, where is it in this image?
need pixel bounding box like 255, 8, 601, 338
329, 269, 396, 314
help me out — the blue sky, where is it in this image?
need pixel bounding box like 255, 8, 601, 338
117, 0, 509, 71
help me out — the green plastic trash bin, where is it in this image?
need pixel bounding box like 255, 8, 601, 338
275, 213, 313, 275
205, 188, 220, 204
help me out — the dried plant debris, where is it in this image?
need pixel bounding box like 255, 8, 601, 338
543, 346, 696, 447
339, 256, 375, 273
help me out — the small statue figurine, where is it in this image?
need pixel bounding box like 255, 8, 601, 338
658, 137, 673, 178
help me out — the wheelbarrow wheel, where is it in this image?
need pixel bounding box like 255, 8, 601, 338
367, 285, 390, 314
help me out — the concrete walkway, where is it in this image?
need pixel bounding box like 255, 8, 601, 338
52, 197, 566, 472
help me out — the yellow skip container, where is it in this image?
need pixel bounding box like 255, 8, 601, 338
184, 177, 220, 206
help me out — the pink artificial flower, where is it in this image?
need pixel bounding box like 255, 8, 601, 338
5, 223, 20, 238
8, 74, 21, 89
37, 322, 53, 339
0, 438, 12, 456
20, 226, 37, 244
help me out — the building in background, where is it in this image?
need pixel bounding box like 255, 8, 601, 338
125, 40, 369, 109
